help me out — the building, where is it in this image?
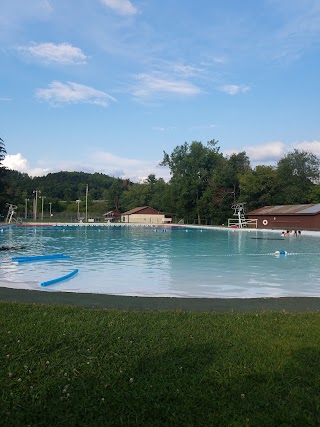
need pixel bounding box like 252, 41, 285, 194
103, 211, 121, 222
121, 206, 172, 224
247, 204, 320, 230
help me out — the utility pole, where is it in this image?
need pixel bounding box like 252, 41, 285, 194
40, 196, 46, 220
76, 200, 81, 220
33, 190, 41, 221
25, 198, 29, 219
85, 185, 88, 222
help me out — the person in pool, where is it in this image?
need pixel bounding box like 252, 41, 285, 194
0, 245, 26, 251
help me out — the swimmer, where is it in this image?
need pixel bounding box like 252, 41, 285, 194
0, 245, 26, 251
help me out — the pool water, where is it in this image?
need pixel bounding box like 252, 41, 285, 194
1, 225, 320, 298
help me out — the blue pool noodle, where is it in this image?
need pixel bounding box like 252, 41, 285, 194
12, 254, 70, 263
40, 269, 79, 287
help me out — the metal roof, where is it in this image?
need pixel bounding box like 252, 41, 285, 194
247, 204, 320, 215
122, 206, 149, 215
299, 203, 320, 214
122, 206, 162, 215
103, 211, 121, 217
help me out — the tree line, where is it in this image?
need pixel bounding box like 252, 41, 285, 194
1, 137, 320, 224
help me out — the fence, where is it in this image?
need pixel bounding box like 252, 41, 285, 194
227, 218, 258, 228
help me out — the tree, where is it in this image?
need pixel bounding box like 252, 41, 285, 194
277, 149, 320, 204
211, 152, 251, 204
121, 182, 149, 210
0, 138, 7, 213
160, 140, 223, 224
307, 184, 320, 203
0, 137, 6, 164
239, 165, 279, 210
0, 137, 6, 182
109, 178, 125, 211
277, 149, 320, 182
194, 152, 251, 224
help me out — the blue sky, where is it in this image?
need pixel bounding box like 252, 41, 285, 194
1, 0, 320, 182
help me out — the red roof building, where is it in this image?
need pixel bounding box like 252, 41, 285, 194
247, 204, 320, 230
103, 211, 121, 222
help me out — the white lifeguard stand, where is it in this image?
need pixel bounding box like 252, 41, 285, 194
227, 203, 257, 228
5, 203, 22, 224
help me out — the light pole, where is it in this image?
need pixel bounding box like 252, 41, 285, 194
33, 190, 41, 221
40, 196, 46, 220
85, 184, 88, 222
24, 198, 29, 219
49, 202, 52, 218
76, 199, 81, 220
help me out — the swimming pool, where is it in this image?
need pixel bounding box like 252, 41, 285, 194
1, 224, 320, 298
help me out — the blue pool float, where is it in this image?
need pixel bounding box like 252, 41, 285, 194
40, 269, 79, 287
274, 250, 288, 256
12, 254, 70, 263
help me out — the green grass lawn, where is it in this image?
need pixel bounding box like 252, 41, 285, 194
1, 301, 320, 426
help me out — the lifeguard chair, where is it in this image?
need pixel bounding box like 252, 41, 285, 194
227, 203, 257, 228
5, 203, 22, 224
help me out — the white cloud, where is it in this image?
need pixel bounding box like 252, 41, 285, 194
89, 151, 170, 182
172, 64, 205, 77
89, 152, 170, 182
35, 81, 117, 107
294, 140, 320, 156
226, 140, 320, 165
225, 141, 286, 163
91, 151, 144, 168
211, 56, 226, 64
203, 56, 227, 65
244, 141, 286, 162
133, 73, 201, 98
3, 151, 170, 182
18, 42, 87, 64
0, 97, 12, 101
100, 0, 137, 16
3, 153, 49, 177
219, 84, 250, 95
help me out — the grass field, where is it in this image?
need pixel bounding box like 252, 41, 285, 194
1, 301, 320, 426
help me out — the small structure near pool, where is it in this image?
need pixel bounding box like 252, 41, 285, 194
247, 204, 320, 230
103, 211, 121, 223
121, 206, 172, 224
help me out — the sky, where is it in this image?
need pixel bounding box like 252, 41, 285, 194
1, 0, 320, 182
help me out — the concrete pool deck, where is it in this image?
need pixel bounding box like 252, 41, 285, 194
0, 287, 320, 312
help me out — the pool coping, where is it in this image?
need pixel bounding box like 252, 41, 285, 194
0, 287, 320, 312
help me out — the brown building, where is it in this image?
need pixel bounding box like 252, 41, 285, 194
121, 206, 172, 224
103, 211, 121, 222
247, 204, 320, 230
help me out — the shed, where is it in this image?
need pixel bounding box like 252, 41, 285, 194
247, 204, 320, 230
121, 206, 172, 224
103, 211, 121, 222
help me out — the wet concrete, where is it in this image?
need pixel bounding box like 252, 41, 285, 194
0, 287, 320, 312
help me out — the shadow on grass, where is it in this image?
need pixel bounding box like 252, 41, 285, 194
106, 345, 320, 427
4, 344, 320, 426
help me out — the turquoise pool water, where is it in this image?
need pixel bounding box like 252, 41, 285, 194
1, 225, 320, 298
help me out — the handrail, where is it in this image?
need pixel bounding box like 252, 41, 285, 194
228, 218, 258, 228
